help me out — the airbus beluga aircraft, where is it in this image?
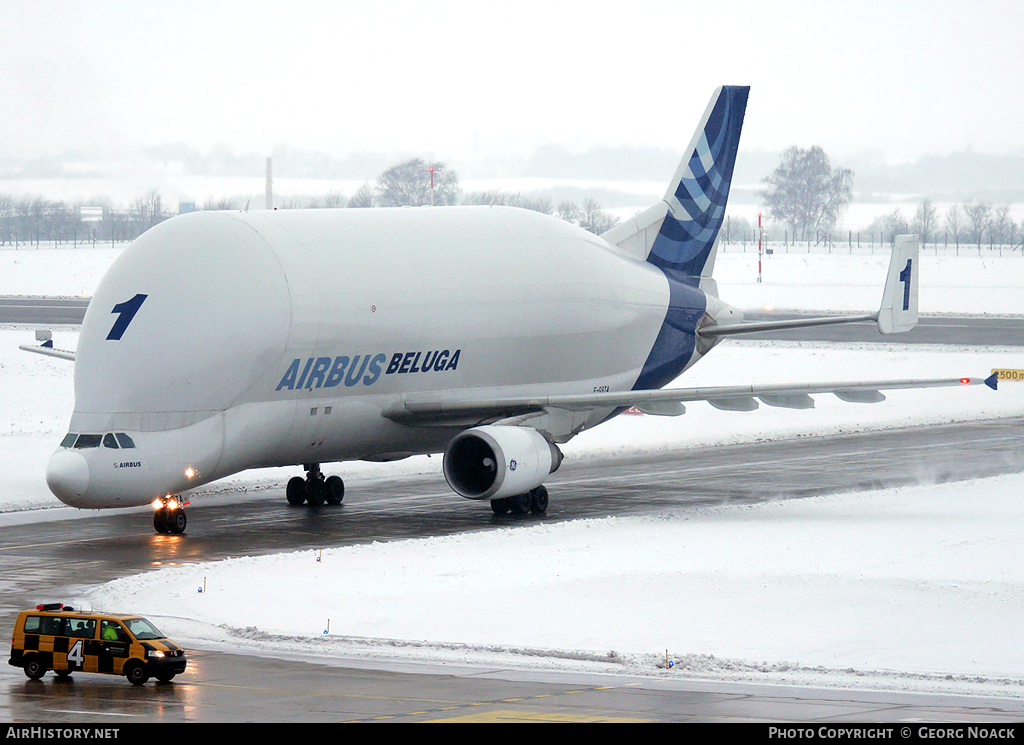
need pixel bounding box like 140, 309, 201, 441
29, 86, 996, 534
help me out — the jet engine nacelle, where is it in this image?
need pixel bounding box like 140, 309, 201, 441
443, 425, 563, 500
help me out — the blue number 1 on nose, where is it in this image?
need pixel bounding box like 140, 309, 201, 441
107, 294, 148, 340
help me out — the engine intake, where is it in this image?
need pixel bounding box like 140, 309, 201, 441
443, 425, 562, 500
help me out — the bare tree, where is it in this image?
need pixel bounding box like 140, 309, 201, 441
912, 198, 937, 246
202, 197, 238, 211
0, 193, 13, 244
348, 184, 374, 208
128, 190, 168, 236
943, 204, 961, 246
557, 200, 582, 225
462, 191, 553, 215
963, 200, 992, 248
579, 198, 619, 234
375, 158, 459, 207
320, 192, 346, 208
722, 214, 753, 243
761, 146, 853, 241
992, 205, 1011, 245
885, 209, 911, 243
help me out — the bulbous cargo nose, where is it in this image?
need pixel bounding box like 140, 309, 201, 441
47, 450, 91, 506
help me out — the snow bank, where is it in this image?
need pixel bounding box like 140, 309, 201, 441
84, 473, 1024, 697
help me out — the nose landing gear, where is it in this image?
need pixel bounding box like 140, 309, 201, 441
153, 497, 188, 534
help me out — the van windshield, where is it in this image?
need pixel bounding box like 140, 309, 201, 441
124, 617, 164, 640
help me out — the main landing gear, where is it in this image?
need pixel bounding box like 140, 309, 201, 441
286, 463, 344, 507
490, 485, 548, 516
153, 496, 187, 534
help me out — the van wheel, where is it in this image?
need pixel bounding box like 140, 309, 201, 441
155, 672, 176, 683
23, 657, 46, 680
124, 660, 149, 685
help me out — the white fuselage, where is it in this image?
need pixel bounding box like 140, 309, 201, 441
47, 206, 713, 508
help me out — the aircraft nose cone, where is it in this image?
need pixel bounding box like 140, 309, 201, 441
46, 450, 91, 506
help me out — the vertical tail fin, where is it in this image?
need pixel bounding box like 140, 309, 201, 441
602, 86, 749, 278
877, 234, 919, 334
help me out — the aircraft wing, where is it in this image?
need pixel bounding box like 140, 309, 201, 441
382, 373, 998, 426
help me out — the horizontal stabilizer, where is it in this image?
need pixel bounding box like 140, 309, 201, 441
698, 236, 921, 339
19, 343, 76, 361
700, 313, 876, 338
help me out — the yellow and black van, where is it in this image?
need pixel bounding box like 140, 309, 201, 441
9, 603, 187, 685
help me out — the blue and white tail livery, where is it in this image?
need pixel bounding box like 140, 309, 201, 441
602, 85, 749, 282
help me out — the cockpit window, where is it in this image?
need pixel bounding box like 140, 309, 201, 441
60, 433, 77, 448
73, 434, 102, 449
115, 433, 136, 449
103, 433, 119, 449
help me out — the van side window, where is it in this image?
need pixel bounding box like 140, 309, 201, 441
38, 616, 64, 635
68, 618, 96, 638
103, 433, 119, 449
100, 620, 129, 642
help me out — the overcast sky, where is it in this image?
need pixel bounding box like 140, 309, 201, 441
3, 0, 1022, 165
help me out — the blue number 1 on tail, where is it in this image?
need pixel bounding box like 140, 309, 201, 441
899, 259, 912, 312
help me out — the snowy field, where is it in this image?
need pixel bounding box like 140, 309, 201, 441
4, 241, 1024, 314
4, 243, 1024, 697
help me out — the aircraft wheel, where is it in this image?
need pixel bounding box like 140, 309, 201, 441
306, 478, 326, 507
324, 475, 345, 505
154, 509, 170, 533
509, 493, 532, 515
286, 477, 306, 505
491, 497, 509, 515
529, 485, 549, 514
168, 509, 187, 534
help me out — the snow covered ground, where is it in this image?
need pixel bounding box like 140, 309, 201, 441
4, 241, 1024, 314
4, 243, 1024, 697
